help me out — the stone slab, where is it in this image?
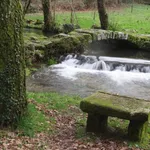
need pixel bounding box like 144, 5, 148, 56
80, 91, 150, 121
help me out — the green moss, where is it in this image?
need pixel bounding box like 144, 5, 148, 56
26, 68, 31, 77
0, 0, 27, 125
75, 29, 150, 50
128, 120, 148, 142
45, 36, 84, 60
75, 29, 98, 41
80, 91, 150, 142
0, 59, 4, 72
128, 34, 150, 50
80, 91, 150, 121
47, 57, 57, 65
69, 32, 92, 44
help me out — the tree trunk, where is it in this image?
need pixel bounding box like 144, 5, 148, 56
97, 0, 109, 30
23, 0, 32, 16
42, 0, 54, 32
0, 0, 27, 125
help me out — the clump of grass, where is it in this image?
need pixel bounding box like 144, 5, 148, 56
47, 57, 57, 66
17, 103, 50, 137
108, 20, 121, 31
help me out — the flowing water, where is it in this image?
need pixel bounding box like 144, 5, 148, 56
27, 53, 150, 100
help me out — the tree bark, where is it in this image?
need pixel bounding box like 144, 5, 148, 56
97, 0, 109, 30
0, 0, 27, 125
42, 0, 54, 32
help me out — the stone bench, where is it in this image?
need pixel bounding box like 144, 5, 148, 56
80, 91, 150, 141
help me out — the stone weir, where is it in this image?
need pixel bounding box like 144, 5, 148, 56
24, 29, 150, 64
75, 29, 150, 51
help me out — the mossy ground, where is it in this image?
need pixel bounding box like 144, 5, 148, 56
0, 92, 149, 149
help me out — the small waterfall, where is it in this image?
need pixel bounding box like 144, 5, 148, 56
61, 54, 150, 73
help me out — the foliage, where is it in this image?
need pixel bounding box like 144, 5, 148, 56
108, 20, 121, 31
17, 103, 50, 137
47, 57, 57, 65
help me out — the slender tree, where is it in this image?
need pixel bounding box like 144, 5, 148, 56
0, 0, 27, 125
97, 0, 109, 30
42, 0, 54, 32
23, 0, 32, 16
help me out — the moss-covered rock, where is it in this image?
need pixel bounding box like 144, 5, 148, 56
24, 31, 91, 63
44, 34, 90, 61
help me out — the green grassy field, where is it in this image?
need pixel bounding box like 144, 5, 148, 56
25, 4, 150, 34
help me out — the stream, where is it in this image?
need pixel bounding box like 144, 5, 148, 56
27, 47, 150, 100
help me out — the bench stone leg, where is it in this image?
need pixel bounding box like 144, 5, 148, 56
86, 113, 108, 133
128, 120, 148, 141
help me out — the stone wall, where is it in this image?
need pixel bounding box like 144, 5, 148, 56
75, 29, 150, 51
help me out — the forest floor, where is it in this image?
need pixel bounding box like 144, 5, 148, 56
0, 92, 149, 150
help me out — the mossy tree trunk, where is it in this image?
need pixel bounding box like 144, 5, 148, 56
42, 0, 54, 32
0, 0, 27, 125
97, 0, 109, 30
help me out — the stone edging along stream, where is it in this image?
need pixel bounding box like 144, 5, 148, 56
25, 29, 150, 64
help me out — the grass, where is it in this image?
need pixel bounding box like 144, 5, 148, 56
27, 92, 81, 110
109, 4, 150, 34
47, 57, 57, 66
17, 103, 50, 137
25, 4, 150, 34
17, 92, 82, 137
15, 92, 150, 149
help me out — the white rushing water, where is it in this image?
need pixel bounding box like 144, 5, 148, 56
52, 54, 150, 82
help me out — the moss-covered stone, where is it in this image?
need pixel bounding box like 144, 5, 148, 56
80, 91, 150, 141
75, 29, 99, 41
75, 29, 150, 50
80, 91, 150, 121
24, 29, 150, 65
128, 34, 150, 50
128, 120, 148, 142
24, 31, 91, 63
45, 35, 85, 60
69, 32, 92, 44
86, 114, 108, 133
